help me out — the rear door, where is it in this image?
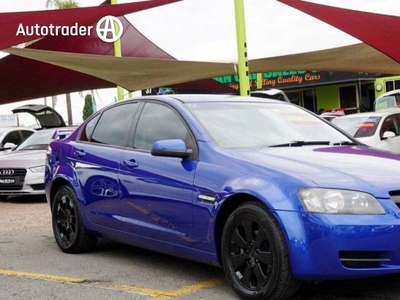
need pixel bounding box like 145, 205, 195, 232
72, 102, 138, 229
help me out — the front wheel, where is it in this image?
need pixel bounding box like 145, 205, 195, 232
52, 185, 97, 253
221, 202, 300, 300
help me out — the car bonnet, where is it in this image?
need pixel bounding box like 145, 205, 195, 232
228, 145, 400, 198
0, 150, 45, 168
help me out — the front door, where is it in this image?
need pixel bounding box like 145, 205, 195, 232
118, 102, 197, 247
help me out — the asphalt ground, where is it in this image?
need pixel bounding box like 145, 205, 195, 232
2, 196, 400, 300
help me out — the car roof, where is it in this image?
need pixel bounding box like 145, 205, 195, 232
128, 94, 286, 104
377, 89, 400, 99
0, 127, 35, 131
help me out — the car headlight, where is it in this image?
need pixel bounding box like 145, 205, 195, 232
29, 165, 45, 173
299, 188, 385, 214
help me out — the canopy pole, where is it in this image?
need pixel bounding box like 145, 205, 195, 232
111, 0, 124, 101
234, 0, 250, 96
256, 73, 263, 89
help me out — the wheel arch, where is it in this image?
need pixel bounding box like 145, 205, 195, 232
215, 193, 273, 265
49, 176, 74, 209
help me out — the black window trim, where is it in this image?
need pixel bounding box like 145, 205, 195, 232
75, 98, 199, 160
76, 100, 140, 149
130, 99, 199, 160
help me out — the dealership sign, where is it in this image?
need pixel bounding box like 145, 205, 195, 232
215, 71, 321, 90
215, 71, 377, 90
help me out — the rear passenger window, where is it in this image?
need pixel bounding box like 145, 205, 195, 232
79, 114, 100, 142
90, 103, 138, 147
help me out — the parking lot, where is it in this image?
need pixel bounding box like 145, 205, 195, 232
2, 196, 400, 300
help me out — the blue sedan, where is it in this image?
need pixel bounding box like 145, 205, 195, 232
45, 95, 400, 300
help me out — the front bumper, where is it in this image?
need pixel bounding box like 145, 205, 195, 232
277, 199, 400, 280
0, 169, 44, 196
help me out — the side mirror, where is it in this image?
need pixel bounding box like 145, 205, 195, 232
151, 139, 192, 158
382, 131, 396, 140
3, 142, 16, 150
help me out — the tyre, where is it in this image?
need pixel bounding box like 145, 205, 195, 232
221, 202, 300, 300
52, 185, 97, 253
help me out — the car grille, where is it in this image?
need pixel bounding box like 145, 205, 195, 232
339, 251, 391, 268
0, 169, 27, 190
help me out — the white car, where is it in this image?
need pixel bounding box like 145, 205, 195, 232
374, 89, 400, 111
0, 127, 74, 200
0, 127, 35, 153
250, 88, 291, 102
331, 108, 400, 154
0, 104, 71, 200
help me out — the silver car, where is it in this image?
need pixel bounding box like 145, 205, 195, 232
0, 104, 70, 200
0, 127, 35, 153
0, 128, 74, 200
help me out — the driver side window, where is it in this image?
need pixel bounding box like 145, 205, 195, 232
380, 116, 399, 138
133, 103, 191, 151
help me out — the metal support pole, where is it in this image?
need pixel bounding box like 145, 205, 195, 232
111, 0, 124, 101
234, 0, 250, 96
257, 73, 263, 89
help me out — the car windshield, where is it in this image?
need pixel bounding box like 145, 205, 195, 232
15, 129, 54, 151
332, 116, 381, 138
186, 102, 352, 148
375, 95, 400, 111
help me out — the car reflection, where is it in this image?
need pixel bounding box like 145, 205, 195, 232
88, 176, 119, 198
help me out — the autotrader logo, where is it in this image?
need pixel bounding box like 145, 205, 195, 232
96, 16, 123, 43
15, 15, 123, 43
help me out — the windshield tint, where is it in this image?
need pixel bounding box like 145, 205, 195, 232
186, 102, 351, 148
332, 116, 380, 138
16, 129, 54, 150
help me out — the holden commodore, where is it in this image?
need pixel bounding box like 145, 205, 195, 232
45, 95, 400, 300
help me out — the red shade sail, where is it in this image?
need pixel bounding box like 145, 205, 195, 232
0, 0, 235, 105
278, 0, 400, 64
0, 0, 180, 50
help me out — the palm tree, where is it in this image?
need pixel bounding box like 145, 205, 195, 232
46, 0, 79, 9
46, 0, 79, 125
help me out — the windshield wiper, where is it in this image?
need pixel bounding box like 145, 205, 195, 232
269, 141, 331, 147
332, 141, 358, 146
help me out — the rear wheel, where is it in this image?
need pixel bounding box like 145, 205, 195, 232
52, 185, 97, 253
221, 202, 300, 300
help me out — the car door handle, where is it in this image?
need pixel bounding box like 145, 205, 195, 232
73, 150, 86, 158
122, 159, 139, 168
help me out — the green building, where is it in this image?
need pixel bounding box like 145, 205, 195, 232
215, 71, 400, 114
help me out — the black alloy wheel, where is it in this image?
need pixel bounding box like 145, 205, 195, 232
221, 202, 300, 300
52, 185, 97, 253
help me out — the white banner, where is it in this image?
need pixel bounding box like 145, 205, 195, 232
0, 114, 18, 127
